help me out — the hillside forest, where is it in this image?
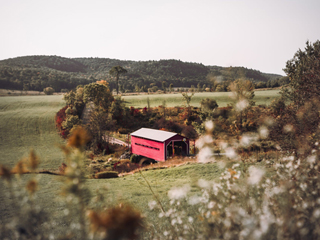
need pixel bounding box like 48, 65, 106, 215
0, 56, 287, 93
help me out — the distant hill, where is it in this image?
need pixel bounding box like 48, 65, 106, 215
0, 55, 283, 92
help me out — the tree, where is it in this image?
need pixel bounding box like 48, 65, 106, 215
282, 40, 320, 107
197, 83, 201, 92
197, 98, 219, 132
200, 98, 218, 113
110, 97, 127, 125
228, 79, 255, 109
109, 66, 127, 95
228, 79, 255, 133
181, 92, 194, 108
83, 83, 114, 111
162, 81, 167, 93
169, 83, 173, 93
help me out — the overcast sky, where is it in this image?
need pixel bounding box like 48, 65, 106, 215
1, 0, 319, 75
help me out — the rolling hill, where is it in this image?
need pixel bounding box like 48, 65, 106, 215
0, 55, 283, 92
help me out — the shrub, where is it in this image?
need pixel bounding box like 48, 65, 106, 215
270, 97, 286, 116
95, 171, 118, 179
61, 115, 81, 131
43, 87, 54, 95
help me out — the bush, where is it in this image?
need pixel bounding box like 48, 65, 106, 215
95, 171, 118, 179
43, 87, 55, 95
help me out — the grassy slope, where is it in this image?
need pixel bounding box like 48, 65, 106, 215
0, 95, 66, 169
0, 95, 224, 237
122, 89, 280, 108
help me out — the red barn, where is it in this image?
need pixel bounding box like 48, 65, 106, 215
131, 128, 189, 162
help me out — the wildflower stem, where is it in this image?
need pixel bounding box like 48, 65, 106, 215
138, 170, 165, 213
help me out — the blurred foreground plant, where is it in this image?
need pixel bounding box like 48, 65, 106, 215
0, 126, 143, 240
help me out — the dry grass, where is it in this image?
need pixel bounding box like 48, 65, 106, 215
119, 156, 197, 177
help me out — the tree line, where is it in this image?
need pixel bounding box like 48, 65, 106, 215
0, 56, 284, 93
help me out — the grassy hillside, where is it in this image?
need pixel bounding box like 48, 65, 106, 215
0, 95, 66, 169
123, 89, 281, 108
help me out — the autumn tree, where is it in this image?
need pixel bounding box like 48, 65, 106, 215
228, 79, 255, 133
282, 40, 320, 108
109, 66, 127, 95
83, 82, 114, 111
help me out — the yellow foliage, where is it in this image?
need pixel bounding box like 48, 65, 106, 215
96, 80, 109, 86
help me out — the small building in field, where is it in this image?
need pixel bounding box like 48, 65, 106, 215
131, 128, 189, 162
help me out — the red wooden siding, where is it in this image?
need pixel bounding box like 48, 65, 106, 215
131, 136, 165, 161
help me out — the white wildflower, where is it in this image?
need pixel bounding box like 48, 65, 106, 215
313, 209, 320, 218
198, 179, 210, 189
203, 134, 213, 144
195, 137, 205, 149
307, 155, 316, 164
219, 141, 228, 149
232, 163, 240, 169
224, 219, 231, 227
197, 146, 214, 163
168, 185, 190, 200
163, 231, 169, 236
171, 219, 177, 225
208, 201, 215, 209
165, 208, 174, 217
283, 124, 293, 133
235, 99, 249, 111
63, 209, 70, 216
148, 200, 157, 210
200, 190, 209, 203
297, 221, 304, 228
225, 147, 237, 159
259, 126, 269, 139
205, 120, 214, 131
240, 133, 259, 147
247, 166, 265, 185
188, 195, 201, 205
300, 183, 307, 191
188, 216, 194, 223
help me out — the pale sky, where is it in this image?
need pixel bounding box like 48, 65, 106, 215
1, 0, 319, 75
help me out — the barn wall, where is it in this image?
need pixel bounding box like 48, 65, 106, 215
131, 136, 165, 161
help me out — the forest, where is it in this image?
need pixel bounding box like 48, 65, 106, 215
0, 55, 286, 93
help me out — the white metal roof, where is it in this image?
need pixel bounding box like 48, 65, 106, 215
131, 128, 177, 142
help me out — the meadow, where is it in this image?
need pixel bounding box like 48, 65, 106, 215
0, 95, 225, 238
122, 89, 280, 108
1, 90, 316, 239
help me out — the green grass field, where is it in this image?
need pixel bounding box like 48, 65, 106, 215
0, 92, 279, 238
0, 95, 224, 238
0, 95, 66, 169
122, 89, 280, 108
